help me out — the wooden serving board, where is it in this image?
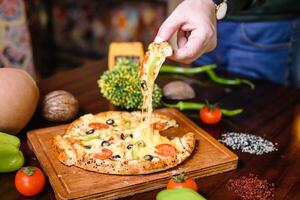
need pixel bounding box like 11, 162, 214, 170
27, 108, 238, 200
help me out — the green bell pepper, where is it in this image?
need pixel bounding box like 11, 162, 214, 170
0, 132, 24, 173
156, 188, 207, 200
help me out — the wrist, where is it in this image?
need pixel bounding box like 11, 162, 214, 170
185, 0, 226, 20
185, 0, 215, 7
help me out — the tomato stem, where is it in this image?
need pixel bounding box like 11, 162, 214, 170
205, 100, 218, 110
23, 167, 35, 176
172, 172, 187, 183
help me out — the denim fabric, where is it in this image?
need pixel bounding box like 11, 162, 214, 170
194, 19, 300, 86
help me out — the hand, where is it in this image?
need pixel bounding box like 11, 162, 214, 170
154, 0, 217, 64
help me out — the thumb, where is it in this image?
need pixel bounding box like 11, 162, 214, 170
154, 12, 183, 43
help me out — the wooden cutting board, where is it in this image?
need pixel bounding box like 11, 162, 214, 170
27, 108, 238, 200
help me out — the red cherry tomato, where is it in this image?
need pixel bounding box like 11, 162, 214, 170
15, 166, 45, 196
94, 148, 113, 160
88, 122, 109, 130
167, 173, 198, 192
66, 137, 81, 144
140, 53, 149, 76
199, 105, 222, 124
153, 122, 167, 131
155, 144, 178, 157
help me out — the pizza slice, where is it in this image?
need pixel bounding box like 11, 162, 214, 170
140, 42, 173, 129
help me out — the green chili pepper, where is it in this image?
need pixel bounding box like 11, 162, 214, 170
162, 101, 243, 116
160, 64, 255, 89
206, 69, 255, 89
156, 188, 207, 200
161, 64, 217, 74
0, 132, 24, 173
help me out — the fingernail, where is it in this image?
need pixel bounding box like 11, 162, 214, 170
154, 36, 164, 43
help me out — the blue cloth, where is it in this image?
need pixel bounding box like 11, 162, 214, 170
194, 19, 300, 86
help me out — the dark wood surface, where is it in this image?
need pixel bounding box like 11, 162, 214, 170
1, 59, 300, 200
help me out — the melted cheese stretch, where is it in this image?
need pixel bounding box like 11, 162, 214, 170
140, 42, 172, 137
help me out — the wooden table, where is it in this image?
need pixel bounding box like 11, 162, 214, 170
1, 60, 300, 200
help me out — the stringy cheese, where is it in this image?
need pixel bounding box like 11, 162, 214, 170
139, 42, 172, 141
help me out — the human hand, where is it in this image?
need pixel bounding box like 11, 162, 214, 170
154, 0, 217, 64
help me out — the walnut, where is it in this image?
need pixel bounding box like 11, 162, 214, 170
42, 90, 79, 122
163, 81, 195, 100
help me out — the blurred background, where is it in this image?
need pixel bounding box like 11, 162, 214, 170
25, 0, 180, 77
0, 0, 181, 78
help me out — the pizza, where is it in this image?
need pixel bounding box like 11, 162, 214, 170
53, 111, 195, 174
53, 42, 196, 174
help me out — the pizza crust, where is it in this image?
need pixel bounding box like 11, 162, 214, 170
53, 135, 77, 166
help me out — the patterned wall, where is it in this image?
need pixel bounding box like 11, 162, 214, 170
0, 0, 35, 77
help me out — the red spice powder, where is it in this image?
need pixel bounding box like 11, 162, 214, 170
226, 174, 275, 200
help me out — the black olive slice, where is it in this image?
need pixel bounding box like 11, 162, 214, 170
127, 144, 133, 149
120, 133, 126, 140
101, 141, 110, 147
106, 119, 114, 125
84, 145, 92, 149
86, 129, 95, 134
112, 155, 121, 159
141, 80, 148, 91
144, 155, 154, 161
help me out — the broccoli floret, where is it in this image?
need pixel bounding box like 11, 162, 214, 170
98, 59, 162, 110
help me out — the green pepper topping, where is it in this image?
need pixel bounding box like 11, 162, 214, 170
71, 134, 100, 141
